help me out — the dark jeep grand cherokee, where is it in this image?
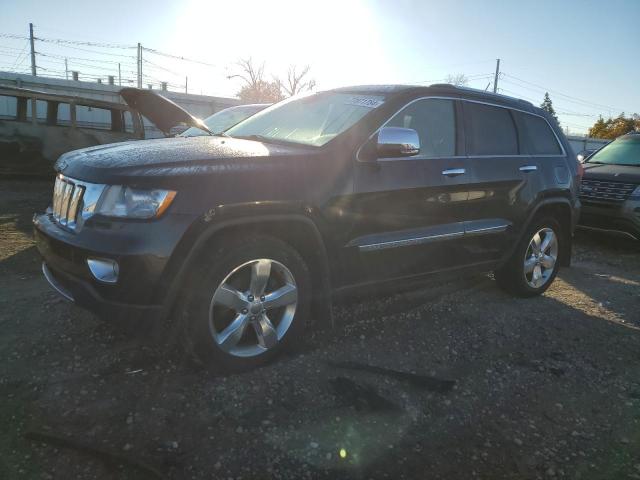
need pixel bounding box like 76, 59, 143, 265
34, 85, 581, 372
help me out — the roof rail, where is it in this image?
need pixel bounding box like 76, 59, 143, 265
428, 83, 534, 107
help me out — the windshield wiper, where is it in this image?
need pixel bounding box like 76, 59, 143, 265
232, 134, 300, 146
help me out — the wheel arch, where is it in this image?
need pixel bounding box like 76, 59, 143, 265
500, 197, 576, 269
158, 211, 334, 328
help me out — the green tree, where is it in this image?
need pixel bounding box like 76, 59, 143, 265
540, 92, 559, 126
588, 116, 608, 138
588, 113, 639, 140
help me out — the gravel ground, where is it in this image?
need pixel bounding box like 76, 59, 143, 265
1, 179, 639, 480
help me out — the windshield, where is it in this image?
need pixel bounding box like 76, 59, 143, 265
181, 105, 267, 137
587, 135, 640, 166
225, 92, 386, 147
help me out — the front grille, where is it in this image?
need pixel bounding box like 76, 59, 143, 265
579, 178, 636, 203
52, 176, 85, 229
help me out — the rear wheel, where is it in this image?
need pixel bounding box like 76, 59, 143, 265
495, 217, 561, 297
180, 235, 310, 373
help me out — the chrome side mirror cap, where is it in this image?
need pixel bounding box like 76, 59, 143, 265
377, 127, 420, 158
576, 150, 593, 163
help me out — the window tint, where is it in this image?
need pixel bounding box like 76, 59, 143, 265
387, 98, 455, 157
518, 112, 562, 155
465, 102, 518, 155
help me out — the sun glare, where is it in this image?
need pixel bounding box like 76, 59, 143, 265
172, 0, 387, 94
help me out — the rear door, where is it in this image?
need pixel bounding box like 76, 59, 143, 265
461, 101, 533, 264
343, 97, 475, 285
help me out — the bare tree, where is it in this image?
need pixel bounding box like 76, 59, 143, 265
445, 73, 469, 87
278, 65, 316, 97
228, 58, 283, 103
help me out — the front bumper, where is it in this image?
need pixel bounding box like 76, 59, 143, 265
578, 198, 640, 240
40, 261, 162, 321
33, 210, 192, 322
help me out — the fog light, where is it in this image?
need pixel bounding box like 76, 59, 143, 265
87, 258, 119, 284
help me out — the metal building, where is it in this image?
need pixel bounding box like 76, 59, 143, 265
0, 71, 240, 138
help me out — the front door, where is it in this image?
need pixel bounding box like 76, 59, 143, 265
341, 98, 474, 285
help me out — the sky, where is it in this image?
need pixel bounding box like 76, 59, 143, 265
1, 0, 639, 135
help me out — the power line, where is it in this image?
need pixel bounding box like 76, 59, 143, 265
142, 47, 220, 68
38, 42, 137, 59
34, 35, 135, 49
502, 73, 625, 113
37, 51, 134, 66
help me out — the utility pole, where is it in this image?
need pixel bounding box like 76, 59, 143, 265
118, 63, 121, 86
185, 76, 188, 94
493, 58, 500, 94
29, 22, 37, 76
64, 58, 68, 80
137, 43, 142, 88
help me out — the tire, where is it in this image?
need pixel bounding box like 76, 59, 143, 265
179, 234, 311, 373
495, 217, 562, 297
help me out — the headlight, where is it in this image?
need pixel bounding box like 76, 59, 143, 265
631, 185, 640, 199
96, 186, 176, 219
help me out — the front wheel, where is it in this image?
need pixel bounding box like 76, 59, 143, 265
180, 235, 311, 373
495, 217, 561, 297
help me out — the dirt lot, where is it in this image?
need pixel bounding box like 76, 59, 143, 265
1, 178, 639, 480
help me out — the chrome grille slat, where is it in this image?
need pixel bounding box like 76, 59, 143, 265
51, 176, 86, 230
67, 185, 85, 228
51, 175, 105, 232
579, 179, 636, 203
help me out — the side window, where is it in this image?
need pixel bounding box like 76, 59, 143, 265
75, 105, 111, 130
465, 102, 518, 155
517, 112, 562, 155
387, 98, 455, 157
26, 99, 48, 123
57, 103, 71, 126
123, 110, 134, 133
0, 95, 18, 120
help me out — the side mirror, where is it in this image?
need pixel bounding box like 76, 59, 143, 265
377, 127, 420, 158
576, 150, 592, 163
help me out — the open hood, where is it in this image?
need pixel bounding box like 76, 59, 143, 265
119, 87, 212, 136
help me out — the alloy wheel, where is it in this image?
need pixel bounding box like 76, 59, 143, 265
208, 259, 298, 357
523, 227, 558, 289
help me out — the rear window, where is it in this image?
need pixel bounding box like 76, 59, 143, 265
465, 102, 518, 155
517, 112, 562, 155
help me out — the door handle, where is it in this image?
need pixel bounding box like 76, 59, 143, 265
519, 165, 538, 172
442, 168, 466, 177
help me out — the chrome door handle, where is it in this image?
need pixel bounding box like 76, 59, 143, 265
442, 168, 466, 177
519, 165, 538, 172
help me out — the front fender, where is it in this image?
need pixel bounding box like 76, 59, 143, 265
156, 203, 334, 327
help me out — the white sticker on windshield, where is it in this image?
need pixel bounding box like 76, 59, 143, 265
344, 96, 385, 109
